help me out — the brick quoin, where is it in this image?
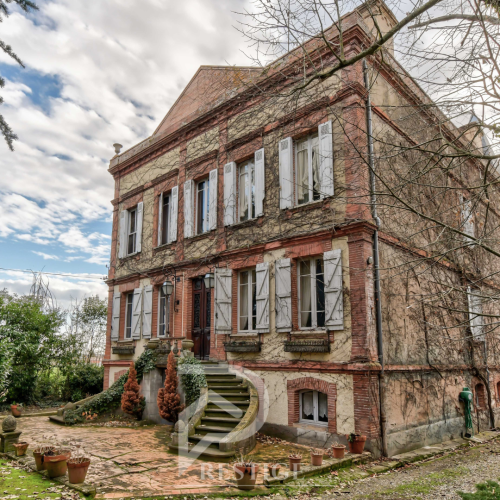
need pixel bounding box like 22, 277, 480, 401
353, 372, 380, 439
287, 377, 337, 433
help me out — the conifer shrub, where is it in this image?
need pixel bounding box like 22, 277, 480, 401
121, 362, 145, 419
157, 351, 184, 423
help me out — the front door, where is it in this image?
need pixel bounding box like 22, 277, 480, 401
192, 277, 211, 360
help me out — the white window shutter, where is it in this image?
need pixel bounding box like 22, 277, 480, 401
468, 288, 484, 340
254, 149, 265, 217
169, 186, 178, 242
318, 121, 334, 198
279, 137, 293, 209
209, 168, 218, 231
215, 268, 232, 334
184, 180, 194, 238
118, 210, 127, 258
275, 258, 292, 331
142, 285, 153, 339
131, 288, 143, 339
223, 162, 237, 226
157, 193, 163, 246
111, 293, 121, 341
135, 201, 143, 253
324, 249, 344, 330
255, 262, 270, 332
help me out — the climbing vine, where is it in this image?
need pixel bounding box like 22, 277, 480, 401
178, 356, 207, 407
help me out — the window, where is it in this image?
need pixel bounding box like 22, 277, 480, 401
159, 193, 170, 246
298, 258, 325, 329
468, 288, 484, 340
127, 208, 137, 254
239, 269, 257, 332
196, 178, 210, 234
300, 390, 328, 425
239, 159, 255, 222
158, 288, 169, 337
296, 134, 320, 205
125, 292, 134, 339
460, 195, 475, 241
475, 383, 486, 408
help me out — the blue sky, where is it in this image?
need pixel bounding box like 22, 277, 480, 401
0, 0, 250, 308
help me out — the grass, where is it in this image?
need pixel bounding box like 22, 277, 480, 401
0, 458, 83, 498
458, 481, 500, 499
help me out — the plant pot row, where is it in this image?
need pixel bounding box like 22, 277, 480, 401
33, 449, 91, 484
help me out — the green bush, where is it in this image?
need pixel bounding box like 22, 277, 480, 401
64, 349, 155, 424
33, 369, 66, 401
459, 481, 500, 499
65, 364, 104, 402
178, 356, 207, 407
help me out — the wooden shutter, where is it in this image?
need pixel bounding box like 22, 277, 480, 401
142, 285, 153, 339
131, 288, 143, 339
468, 288, 484, 340
223, 162, 237, 226
135, 201, 144, 253
318, 121, 334, 198
157, 193, 163, 246
111, 293, 121, 341
324, 249, 344, 330
255, 262, 270, 332
209, 168, 218, 231
254, 149, 265, 217
169, 186, 178, 242
215, 268, 232, 334
275, 258, 292, 331
118, 210, 127, 258
184, 180, 194, 238
279, 137, 293, 209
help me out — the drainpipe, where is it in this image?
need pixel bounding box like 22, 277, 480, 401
363, 59, 388, 457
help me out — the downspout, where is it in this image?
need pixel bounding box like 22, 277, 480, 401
363, 59, 388, 457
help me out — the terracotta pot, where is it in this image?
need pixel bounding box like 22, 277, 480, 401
267, 464, 281, 478
310, 453, 323, 466
12, 442, 29, 457
331, 445, 346, 459
67, 460, 91, 484
10, 405, 21, 418
289, 456, 302, 472
33, 449, 55, 471
233, 464, 259, 490
347, 435, 367, 454
45, 457, 67, 478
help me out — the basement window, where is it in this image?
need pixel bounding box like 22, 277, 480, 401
299, 390, 328, 425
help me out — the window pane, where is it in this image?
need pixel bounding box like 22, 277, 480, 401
316, 259, 325, 327
251, 269, 257, 330
250, 163, 256, 219
301, 391, 314, 420
161, 195, 169, 245
239, 167, 249, 222
159, 290, 168, 336
239, 271, 249, 331
197, 182, 204, 234
318, 392, 328, 422
206, 291, 211, 328
205, 181, 210, 232
193, 293, 201, 328
311, 138, 320, 201
300, 261, 312, 328
129, 210, 136, 233
126, 293, 133, 338
297, 148, 309, 205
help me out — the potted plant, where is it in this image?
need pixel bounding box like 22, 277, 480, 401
288, 453, 302, 472
346, 433, 367, 454
10, 403, 21, 418
43, 447, 71, 478
67, 447, 91, 484
331, 441, 346, 459
233, 454, 259, 490
12, 442, 29, 457
33, 439, 56, 471
267, 463, 281, 478
310, 448, 324, 466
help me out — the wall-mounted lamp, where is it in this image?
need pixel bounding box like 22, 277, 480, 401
204, 272, 215, 289
162, 280, 174, 296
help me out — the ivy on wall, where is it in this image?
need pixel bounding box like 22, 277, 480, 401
177, 356, 207, 408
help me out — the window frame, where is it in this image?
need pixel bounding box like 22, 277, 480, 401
125, 292, 134, 339
295, 133, 320, 206
159, 192, 171, 246
158, 287, 170, 337
299, 389, 328, 426
298, 257, 325, 330
127, 208, 137, 255
238, 158, 256, 222
196, 178, 210, 235
237, 268, 257, 334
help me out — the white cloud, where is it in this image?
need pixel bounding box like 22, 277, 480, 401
32, 251, 59, 260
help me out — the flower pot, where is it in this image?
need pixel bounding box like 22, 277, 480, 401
310, 453, 323, 466
33, 449, 55, 471
289, 456, 302, 472
10, 405, 21, 418
233, 464, 259, 490
67, 460, 91, 484
347, 435, 367, 454
331, 445, 346, 459
181, 339, 194, 352
12, 442, 29, 457
267, 464, 281, 478
45, 457, 67, 478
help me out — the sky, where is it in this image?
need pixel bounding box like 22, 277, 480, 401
0, 0, 252, 309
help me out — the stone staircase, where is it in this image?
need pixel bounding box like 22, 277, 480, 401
169, 362, 256, 460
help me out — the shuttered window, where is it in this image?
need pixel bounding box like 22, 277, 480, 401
239, 269, 257, 332
158, 288, 170, 337
296, 134, 320, 205
119, 202, 143, 257
468, 287, 484, 341
239, 159, 256, 222
298, 258, 325, 329
127, 208, 137, 254
159, 193, 170, 246
125, 292, 134, 339
196, 178, 210, 234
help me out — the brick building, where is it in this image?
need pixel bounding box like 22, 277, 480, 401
104, 1, 500, 456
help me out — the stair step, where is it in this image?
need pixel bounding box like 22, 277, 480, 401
194, 424, 235, 434
205, 408, 244, 416
206, 384, 246, 390
207, 401, 250, 408
207, 392, 250, 397
201, 416, 241, 428
189, 433, 226, 444
205, 372, 235, 376
169, 443, 236, 460
49, 415, 66, 425
205, 377, 242, 384
209, 389, 248, 396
